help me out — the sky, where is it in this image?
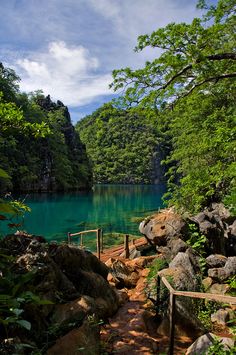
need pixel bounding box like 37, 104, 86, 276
0, 0, 208, 123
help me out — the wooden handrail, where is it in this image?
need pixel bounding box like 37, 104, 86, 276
157, 274, 236, 355
67, 228, 102, 260
69, 229, 98, 237
159, 275, 236, 304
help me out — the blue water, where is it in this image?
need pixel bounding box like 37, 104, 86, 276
1, 184, 166, 245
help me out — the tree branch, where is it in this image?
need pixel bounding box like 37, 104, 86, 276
181, 72, 236, 98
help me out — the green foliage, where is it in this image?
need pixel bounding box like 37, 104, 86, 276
77, 103, 164, 184
187, 223, 207, 273
207, 336, 236, 354
146, 258, 169, 313
147, 258, 168, 284
226, 275, 236, 296
163, 86, 236, 212
111, 0, 236, 108
196, 300, 220, 330
0, 64, 92, 194
110, 0, 236, 212
0, 194, 31, 233
0, 253, 52, 340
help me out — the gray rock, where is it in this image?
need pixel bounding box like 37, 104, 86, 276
202, 277, 213, 291
169, 252, 196, 279
192, 212, 208, 224
210, 202, 231, 222
229, 220, 236, 238
190, 204, 233, 255
156, 246, 171, 259
211, 309, 230, 326
168, 238, 188, 257
186, 332, 234, 355
209, 283, 230, 295
208, 257, 236, 281
139, 210, 187, 246
206, 254, 227, 268
158, 266, 203, 335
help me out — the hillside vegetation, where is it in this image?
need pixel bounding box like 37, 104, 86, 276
110, 0, 236, 213
76, 104, 167, 184
0, 64, 92, 193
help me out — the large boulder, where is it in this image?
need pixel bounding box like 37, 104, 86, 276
51, 296, 96, 327
208, 256, 236, 282
158, 252, 204, 335
106, 258, 140, 288
139, 209, 187, 246
1, 233, 119, 352
190, 203, 235, 256
106, 256, 157, 289
47, 318, 100, 355
168, 238, 188, 258
169, 251, 200, 279
206, 254, 227, 268
186, 332, 234, 355
211, 309, 230, 327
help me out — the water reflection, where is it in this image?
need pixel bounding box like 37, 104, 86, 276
2, 184, 166, 242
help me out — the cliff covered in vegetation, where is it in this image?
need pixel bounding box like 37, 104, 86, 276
76, 103, 167, 184
0, 64, 92, 193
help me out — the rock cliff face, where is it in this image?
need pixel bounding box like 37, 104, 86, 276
17, 95, 92, 192
150, 147, 167, 184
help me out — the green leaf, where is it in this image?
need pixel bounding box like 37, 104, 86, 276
0, 168, 10, 179
16, 319, 31, 330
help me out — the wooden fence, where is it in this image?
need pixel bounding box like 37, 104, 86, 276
156, 274, 236, 355
67, 230, 131, 260
67, 228, 103, 259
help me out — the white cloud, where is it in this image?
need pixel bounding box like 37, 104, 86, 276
14, 41, 112, 106
1, 0, 202, 119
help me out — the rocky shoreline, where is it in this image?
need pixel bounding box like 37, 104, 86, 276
0, 203, 235, 354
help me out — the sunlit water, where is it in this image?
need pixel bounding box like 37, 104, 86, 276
1, 184, 166, 249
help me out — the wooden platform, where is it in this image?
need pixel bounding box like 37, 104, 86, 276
96, 237, 147, 262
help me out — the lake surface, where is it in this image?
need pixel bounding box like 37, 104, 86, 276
2, 184, 166, 248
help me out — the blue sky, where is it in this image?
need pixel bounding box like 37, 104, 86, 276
0, 0, 209, 122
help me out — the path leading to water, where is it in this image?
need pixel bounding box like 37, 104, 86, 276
99, 237, 147, 263
99, 241, 193, 354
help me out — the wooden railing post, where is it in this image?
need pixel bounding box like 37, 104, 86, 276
67, 232, 71, 244
156, 274, 161, 316
169, 292, 176, 355
157, 274, 236, 355
101, 229, 103, 253
97, 228, 101, 260
124, 234, 129, 259
80, 233, 83, 247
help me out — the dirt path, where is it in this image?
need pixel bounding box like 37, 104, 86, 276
97, 237, 147, 263
101, 266, 193, 354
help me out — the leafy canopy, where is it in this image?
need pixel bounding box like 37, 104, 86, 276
110, 0, 236, 213
110, 0, 236, 109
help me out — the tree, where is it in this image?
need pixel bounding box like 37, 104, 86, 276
163, 83, 236, 212
110, 0, 236, 109
76, 103, 164, 184
110, 0, 236, 212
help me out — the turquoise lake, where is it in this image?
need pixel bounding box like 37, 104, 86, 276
2, 184, 166, 247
